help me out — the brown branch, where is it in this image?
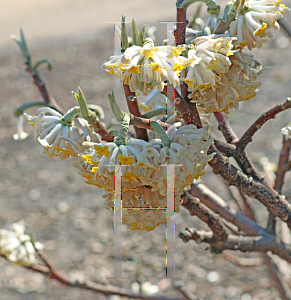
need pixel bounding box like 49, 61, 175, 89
215, 111, 264, 182
222, 252, 263, 266
238, 98, 291, 151
214, 140, 236, 157
267, 137, 291, 234
162, 85, 202, 128
1, 252, 181, 300
261, 253, 291, 300
123, 84, 148, 141
90, 118, 114, 142
130, 114, 168, 131
175, 4, 187, 45
186, 182, 291, 298
214, 112, 238, 144
179, 228, 281, 254
186, 181, 291, 263
208, 145, 291, 228
26, 63, 65, 115
181, 191, 228, 241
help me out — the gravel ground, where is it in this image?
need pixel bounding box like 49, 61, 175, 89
1, 1, 291, 299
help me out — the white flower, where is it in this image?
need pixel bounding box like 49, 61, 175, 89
102, 39, 192, 95
0, 220, 44, 266
13, 115, 29, 141
229, 0, 290, 50
181, 35, 236, 94
24, 107, 100, 159
76, 123, 214, 231
281, 122, 291, 136
189, 49, 266, 113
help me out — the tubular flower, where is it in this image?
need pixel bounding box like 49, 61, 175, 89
229, 0, 290, 50
136, 89, 175, 116
0, 220, 44, 266
102, 39, 188, 95
189, 49, 266, 113
103, 187, 170, 231
180, 35, 237, 94
281, 122, 291, 137
24, 107, 100, 159
75, 123, 213, 231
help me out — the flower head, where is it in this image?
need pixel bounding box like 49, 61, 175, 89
229, 0, 290, 50
24, 107, 100, 159
0, 220, 44, 266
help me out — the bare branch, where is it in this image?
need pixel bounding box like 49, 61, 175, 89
123, 84, 148, 141
238, 99, 291, 151
208, 145, 291, 229
181, 191, 228, 241
1, 252, 182, 300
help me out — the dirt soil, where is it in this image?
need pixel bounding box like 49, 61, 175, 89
1, 1, 291, 299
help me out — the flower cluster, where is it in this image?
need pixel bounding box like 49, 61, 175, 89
0, 220, 44, 266
189, 49, 266, 112
229, 0, 290, 50
102, 38, 194, 95
74, 124, 214, 231
24, 107, 100, 159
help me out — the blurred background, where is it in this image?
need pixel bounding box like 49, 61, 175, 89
1, 0, 291, 299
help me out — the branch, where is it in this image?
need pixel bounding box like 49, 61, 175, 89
123, 84, 148, 141
181, 191, 228, 241
222, 252, 263, 266
208, 145, 291, 229
238, 98, 291, 151
130, 114, 168, 131
162, 85, 202, 128
214, 112, 238, 144
215, 111, 264, 182
25, 63, 65, 115
214, 140, 236, 157
267, 137, 291, 233
186, 181, 291, 263
2, 252, 182, 300
90, 119, 114, 142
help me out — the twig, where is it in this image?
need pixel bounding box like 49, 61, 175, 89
261, 253, 291, 300
267, 137, 291, 234
123, 84, 148, 141
90, 119, 114, 142
174, 282, 198, 300
214, 140, 236, 157
215, 110, 264, 182
237, 98, 291, 151
222, 252, 263, 266
25, 63, 65, 115
1, 252, 182, 300
162, 85, 202, 128
208, 145, 291, 228
186, 181, 291, 263
179, 228, 274, 253
214, 112, 238, 144
181, 191, 228, 241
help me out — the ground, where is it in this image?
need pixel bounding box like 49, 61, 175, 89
1, 1, 291, 299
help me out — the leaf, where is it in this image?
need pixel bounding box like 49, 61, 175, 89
139, 25, 146, 45
132, 19, 141, 46
108, 91, 123, 121
121, 15, 129, 52
33, 58, 53, 71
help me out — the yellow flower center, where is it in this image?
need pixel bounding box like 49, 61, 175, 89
140, 48, 158, 59
94, 145, 111, 158
118, 154, 135, 165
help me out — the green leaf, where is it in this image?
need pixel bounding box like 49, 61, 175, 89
132, 19, 141, 46
121, 15, 129, 52
108, 91, 123, 121
138, 25, 146, 45
33, 58, 53, 71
